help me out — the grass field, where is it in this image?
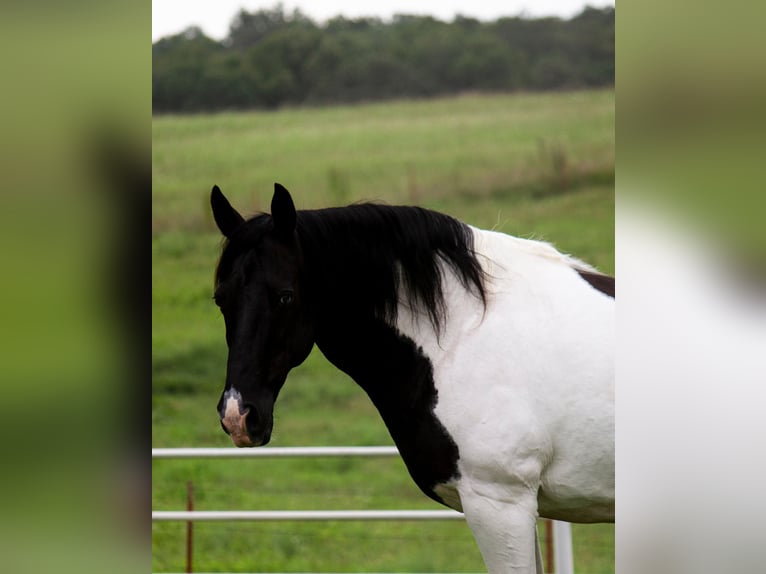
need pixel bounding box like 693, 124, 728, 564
152, 89, 614, 573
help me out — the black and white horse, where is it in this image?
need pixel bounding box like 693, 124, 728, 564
211, 183, 614, 573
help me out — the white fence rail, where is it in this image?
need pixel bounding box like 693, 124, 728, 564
152, 446, 399, 459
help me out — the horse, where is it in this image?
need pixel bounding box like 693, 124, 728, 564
210, 183, 614, 574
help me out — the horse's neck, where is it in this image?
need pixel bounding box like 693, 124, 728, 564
312, 310, 461, 503
313, 315, 428, 410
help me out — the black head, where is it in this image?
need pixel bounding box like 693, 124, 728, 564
210, 183, 314, 446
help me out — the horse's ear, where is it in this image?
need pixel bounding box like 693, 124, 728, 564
271, 183, 296, 238
211, 185, 245, 238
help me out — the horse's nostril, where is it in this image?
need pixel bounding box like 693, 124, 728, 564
220, 419, 231, 435
243, 404, 259, 435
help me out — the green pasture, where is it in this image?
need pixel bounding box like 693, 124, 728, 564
152, 89, 614, 573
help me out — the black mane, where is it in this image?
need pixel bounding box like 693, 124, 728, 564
216, 203, 487, 332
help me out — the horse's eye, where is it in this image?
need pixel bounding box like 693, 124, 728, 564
278, 290, 294, 306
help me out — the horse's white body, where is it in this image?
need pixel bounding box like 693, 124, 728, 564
396, 227, 614, 574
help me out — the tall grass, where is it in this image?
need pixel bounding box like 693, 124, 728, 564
152, 90, 614, 232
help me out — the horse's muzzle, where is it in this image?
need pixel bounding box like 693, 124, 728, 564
219, 387, 271, 447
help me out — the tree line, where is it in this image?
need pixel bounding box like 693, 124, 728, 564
153, 4, 613, 113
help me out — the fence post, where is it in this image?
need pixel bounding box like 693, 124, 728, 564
186, 480, 194, 573
553, 520, 574, 574
545, 519, 554, 573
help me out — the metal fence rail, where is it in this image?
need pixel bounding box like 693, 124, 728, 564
151, 446, 400, 459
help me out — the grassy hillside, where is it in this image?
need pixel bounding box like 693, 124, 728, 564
152, 89, 614, 573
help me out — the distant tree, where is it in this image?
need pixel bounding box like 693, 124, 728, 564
226, 4, 315, 50
452, 34, 517, 90
152, 26, 223, 112
303, 35, 351, 102
567, 6, 615, 86
198, 53, 254, 109
152, 6, 614, 113
454, 14, 481, 31
530, 53, 578, 90
226, 5, 288, 49
325, 15, 384, 33
237, 25, 321, 106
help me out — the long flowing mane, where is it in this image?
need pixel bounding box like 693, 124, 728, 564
298, 204, 487, 331
215, 204, 487, 332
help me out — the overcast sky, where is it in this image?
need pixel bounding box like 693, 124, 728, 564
153, 0, 614, 41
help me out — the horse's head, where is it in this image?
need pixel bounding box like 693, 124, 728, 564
210, 184, 314, 447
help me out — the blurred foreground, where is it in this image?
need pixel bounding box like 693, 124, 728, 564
617, 2, 766, 573
0, 3, 148, 574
